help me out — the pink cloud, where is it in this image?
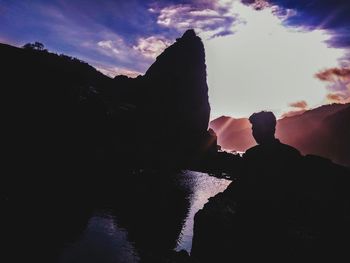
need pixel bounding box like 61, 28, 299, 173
95, 64, 142, 78
133, 36, 171, 59
315, 67, 350, 104
289, 100, 308, 109
150, 2, 237, 38
316, 67, 350, 82
326, 93, 350, 104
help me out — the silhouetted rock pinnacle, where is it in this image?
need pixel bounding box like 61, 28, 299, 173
144, 29, 210, 132
137, 30, 212, 165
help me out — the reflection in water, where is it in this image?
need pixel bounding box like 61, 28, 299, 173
176, 171, 231, 252
60, 212, 140, 263
3, 170, 230, 262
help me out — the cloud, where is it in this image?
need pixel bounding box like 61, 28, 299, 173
0, 0, 175, 79
93, 34, 172, 74
281, 109, 307, 118
289, 100, 308, 109
94, 63, 143, 78
93, 33, 138, 62
133, 36, 171, 59
91, 32, 174, 76
281, 100, 308, 118
241, 0, 270, 10
315, 67, 350, 82
242, 0, 350, 48
204, 1, 345, 118
150, 1, 238, 38
315, 67, 350, 103
71, 34, 153, 78
241, 1, 350, 107
97, 40, 120, 54
326, 93, 350, 103
325, 27, 350, 48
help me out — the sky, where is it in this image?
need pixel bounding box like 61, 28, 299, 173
1, 0, 350, 118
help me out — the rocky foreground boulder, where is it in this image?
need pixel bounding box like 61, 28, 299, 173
191, 155, 350, 262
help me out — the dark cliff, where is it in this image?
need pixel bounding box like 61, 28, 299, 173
106, 30, 214, 167
144, 29, 210, 134
1, 29, 215, 178
140, 29, 212, 165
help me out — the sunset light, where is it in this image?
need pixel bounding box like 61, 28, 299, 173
202, 2, 346, 118
2, 1, 350, 262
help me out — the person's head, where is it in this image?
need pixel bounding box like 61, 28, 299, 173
249, 111, 277, 144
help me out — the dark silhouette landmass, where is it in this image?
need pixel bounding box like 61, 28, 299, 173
2, 29, 216, 185
210, 103, 350, 167
2, 29, 350, 263
1, 30, 213, 263
109, 29, 215, 168
192, 111, 350, 263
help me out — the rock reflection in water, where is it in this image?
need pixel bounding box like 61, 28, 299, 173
14, 170, 231, 263
60, 212, 140, 263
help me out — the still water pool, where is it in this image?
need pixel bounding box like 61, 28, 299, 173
59, 171, 231, 262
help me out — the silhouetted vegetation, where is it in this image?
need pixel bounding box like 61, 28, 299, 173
23, 41, 48, 52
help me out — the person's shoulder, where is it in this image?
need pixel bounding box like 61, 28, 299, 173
243, 144, 261, 158
277, 140, 302, 157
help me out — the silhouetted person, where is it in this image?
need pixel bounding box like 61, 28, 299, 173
232, 111, 302, 201
226, 111, 302, 195
193, 111, 350, 263
244, 111, 301, 162
239, 111, 302, 202
233, 111, 303, 261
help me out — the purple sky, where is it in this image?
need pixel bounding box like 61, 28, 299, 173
1, 0, 349, 117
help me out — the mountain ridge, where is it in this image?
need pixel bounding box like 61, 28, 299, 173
210, 103, 350, 166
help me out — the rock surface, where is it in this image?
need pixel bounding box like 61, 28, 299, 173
191, 155, 350, 262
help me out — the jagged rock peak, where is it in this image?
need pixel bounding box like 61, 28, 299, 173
138, 29, 211, 158
143, 29, 210, 133
176, 29, 197, 41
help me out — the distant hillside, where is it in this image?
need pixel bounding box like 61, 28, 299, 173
210, 116, 253, 152
210, 103, 350, 167
0, 42, 111, 86
1, 42, 115, 181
